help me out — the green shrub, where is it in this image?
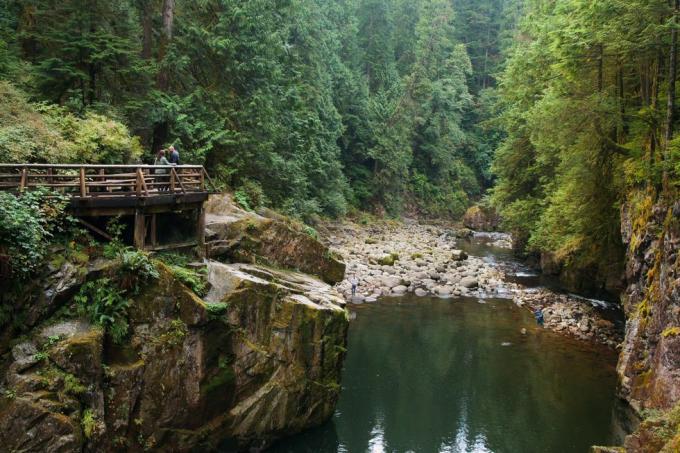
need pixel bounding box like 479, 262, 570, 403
235, 179, 268, 211
167, 264, 207, 297
74, 278, 130, 344
0, 188, 72, 280
0, 81, 142, 164
102, 247, 160, 295
234, 190, 251, 211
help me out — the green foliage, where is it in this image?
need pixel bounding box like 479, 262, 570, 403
0, 188, 71, 280
118, 249, 159, 293
167, 265, 207, 297
0, 0, 511, 219
81, 409, 96, 439
0, 82, 142, 164
63, 373, 87, 396
205, 302, 229, 320
303, 225, 319, 240
74, 278, 130, 344
490, 0, 679, 281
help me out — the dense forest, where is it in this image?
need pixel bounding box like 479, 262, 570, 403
0, 0, 517, 220
1, 0, 679, 283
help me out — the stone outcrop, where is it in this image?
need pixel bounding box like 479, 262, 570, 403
618, 196, 680, 412
614, 194, 680, 451
0, 261, 348, 452
462, 205, 501, 231
205, 194, 346, 285
0, 194, 350, 452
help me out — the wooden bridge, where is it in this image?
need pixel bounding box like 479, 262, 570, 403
0, 164, 216, 251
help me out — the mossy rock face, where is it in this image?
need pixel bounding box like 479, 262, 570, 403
618, 194, 680, 415
0, 256, 349, 452
462, 205, 501, 231
205, 197, 346, 284
0, 320, 104, 452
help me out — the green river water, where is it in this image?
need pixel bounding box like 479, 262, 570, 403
271, 295, 628, 453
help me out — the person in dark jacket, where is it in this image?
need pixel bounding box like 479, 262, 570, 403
533, 308, 544, 327
168, 145, 180, 165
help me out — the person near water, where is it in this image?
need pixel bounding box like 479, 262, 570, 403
168, 145, 180, 165
350, 275, 359, 297
154, 149, 171, 190
533, 308, 544, 327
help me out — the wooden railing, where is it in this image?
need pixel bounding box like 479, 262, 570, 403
0, 164, 216, 198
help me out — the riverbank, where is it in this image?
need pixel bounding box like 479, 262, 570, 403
323, 219, 623, 348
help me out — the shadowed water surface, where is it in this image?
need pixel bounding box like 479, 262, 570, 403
270, 296, 627, 453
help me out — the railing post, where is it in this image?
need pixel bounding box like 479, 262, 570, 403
136, 168, 143, 197
79, 167, 87, 197
200, 169, 205, 191
19, 167, 27, 193
170, 168, 176, 193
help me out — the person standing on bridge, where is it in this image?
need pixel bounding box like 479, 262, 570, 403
168, 145, 180, 165
154, 149, 171, 191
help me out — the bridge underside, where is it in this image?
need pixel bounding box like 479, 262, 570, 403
70, 193, 209, 252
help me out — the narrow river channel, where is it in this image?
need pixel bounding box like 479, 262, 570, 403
270, 235, 630, 453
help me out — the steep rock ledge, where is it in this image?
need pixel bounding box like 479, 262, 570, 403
614, 194, 680, 451
205, 194, 346, 285
0, 196, 349, 452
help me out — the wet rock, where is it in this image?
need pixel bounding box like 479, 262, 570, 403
435, 286, 453, 296
415, 288, 428, 297
451, 250, 468, 261
382, 276, 403, 289
460, 277, 479, 289
392, 285, 408, 295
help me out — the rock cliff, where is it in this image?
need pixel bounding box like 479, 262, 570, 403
615, 193, 680, 451
0, 196, 349, 452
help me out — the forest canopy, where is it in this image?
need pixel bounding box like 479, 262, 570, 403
0, 0, 516, 220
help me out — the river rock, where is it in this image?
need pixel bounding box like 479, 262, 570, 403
382, 276, 403, 288
451, 250, 468, 261
460, 276, 479, 288
436, 286, 453, 296
415, 288, 428, 297
392, 285, 408, 294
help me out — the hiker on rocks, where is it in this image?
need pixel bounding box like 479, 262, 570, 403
168, 145, 180, 165
534, 308, 544, 327
350, 275, 359, 297
154, 149, 171, 190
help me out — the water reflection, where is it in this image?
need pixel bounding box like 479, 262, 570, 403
270, 296, 627, 453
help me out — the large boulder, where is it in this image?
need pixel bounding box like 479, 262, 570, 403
462, 205, 501, 231
0, 261, 349, 452
205, 194, 345, 284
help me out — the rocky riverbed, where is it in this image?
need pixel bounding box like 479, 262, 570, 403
323, 219, 623, 348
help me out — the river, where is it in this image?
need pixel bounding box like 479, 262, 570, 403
269, 233, 630, 453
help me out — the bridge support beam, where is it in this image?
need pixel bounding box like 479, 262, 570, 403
196, 206, 206, 257
134, 209, 146, 249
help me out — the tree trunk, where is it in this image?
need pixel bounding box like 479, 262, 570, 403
157, 0, 175, 91
153, 0, 175, 152
664, 0, 679, 188
140, 0, 154, 59
597, 44, 604, 92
